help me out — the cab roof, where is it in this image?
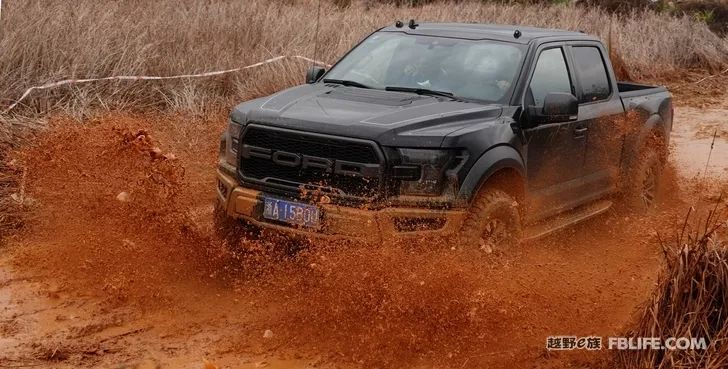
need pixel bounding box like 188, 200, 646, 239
379, 22, 599, 44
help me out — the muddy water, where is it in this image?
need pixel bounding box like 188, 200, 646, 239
0, 107, 726, 369
672, 107, 728, 179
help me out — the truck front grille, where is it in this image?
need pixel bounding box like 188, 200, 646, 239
238, 125, 384, 200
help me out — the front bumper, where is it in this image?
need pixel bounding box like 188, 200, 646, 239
216, 168, 466, 243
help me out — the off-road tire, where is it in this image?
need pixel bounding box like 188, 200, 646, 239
213, 202, 259, 250
459, 188, 522, 252
623, 147, 663, 212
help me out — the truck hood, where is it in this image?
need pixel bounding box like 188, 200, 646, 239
233, 84, 503, 147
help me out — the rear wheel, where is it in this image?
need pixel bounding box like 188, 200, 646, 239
624, 147, 663, 212
459, 188, 522, 253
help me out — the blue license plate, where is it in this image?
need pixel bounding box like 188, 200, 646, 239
262, 197, 321, 228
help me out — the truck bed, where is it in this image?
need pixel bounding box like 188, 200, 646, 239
618, 82, 668, 99
618, 82, 671, 110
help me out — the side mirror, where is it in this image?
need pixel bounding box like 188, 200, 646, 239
306, 66, 326, 84
524, 92, 578, 128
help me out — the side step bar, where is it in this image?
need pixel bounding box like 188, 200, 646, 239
522, 200, 613, 241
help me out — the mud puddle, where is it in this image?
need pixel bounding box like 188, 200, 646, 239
0, 106, 726, 368
672, 107, 728, 179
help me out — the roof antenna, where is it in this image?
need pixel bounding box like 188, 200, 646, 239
408, 19, 419, 29
395, 20, 404, 28
312, 0, 323, 72
513, 29, 522, 39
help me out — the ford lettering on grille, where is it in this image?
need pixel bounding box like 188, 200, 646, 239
241, 144, 381, 178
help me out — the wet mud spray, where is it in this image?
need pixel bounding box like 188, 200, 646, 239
1, 111, 726, 368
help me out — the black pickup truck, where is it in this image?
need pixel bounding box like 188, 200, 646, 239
215, 22, 672, 250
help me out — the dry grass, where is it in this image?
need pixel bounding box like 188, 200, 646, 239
0, 0, 726, 118
0, 115, 44, 238
616, 205, 728, 369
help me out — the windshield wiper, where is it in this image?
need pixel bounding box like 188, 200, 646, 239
322, 79, 372, 89
384, 86, 457, 99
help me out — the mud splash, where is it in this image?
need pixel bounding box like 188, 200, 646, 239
10, 115, 519, 367
0, 109, 724, 368
11, 115, 226, 305
229, 244, 510, 367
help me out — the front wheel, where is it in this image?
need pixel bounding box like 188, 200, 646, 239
213, 201, 259, 251
459, 188, 522, 253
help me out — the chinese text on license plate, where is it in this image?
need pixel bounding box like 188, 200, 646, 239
262, 197, 321, 228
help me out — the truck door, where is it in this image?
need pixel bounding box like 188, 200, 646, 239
567, 44, 625, 197
522, 46, 589, 220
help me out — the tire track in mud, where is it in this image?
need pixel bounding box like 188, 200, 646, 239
0, 108, 726, 369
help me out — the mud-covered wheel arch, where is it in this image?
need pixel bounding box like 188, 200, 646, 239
459, 170, 524, 252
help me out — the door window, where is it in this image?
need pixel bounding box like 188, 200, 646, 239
528, 48, 572, 106
572, 46, 611, 103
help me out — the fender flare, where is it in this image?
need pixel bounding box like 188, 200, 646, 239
635, 113, 667, 150
458, 145, 526, 201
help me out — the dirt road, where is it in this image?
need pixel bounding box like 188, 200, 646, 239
0, 106, 725, 369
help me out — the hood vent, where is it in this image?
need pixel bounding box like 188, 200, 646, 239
321, 87, 423, 107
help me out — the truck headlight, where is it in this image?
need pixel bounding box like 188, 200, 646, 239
228, 120, 244, 152
222, 119, 244, 165
394, 148, 464, 196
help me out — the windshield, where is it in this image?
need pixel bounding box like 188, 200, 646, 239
324, 32, 525, 103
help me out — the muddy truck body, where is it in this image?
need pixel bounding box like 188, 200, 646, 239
216, 23, 672, 248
